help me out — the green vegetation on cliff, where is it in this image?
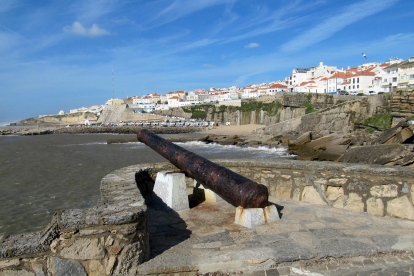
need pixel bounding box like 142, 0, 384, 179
182, 105, 212, 119
302, 101, 316, 114
364, 113, 392, 130
239, 100, 283, 116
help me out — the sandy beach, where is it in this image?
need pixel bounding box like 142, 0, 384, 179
199, 124, 265, 136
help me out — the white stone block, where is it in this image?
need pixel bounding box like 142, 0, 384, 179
263, 205, 280, 224
235, 205, 280, 228
235, 207, 265, 228
193, 180, 224, 203
154, 171, 189, 211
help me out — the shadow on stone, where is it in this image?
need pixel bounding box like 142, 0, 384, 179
272, 202, 284, 219
135, 169, 155, 204
147, 193, 192, 259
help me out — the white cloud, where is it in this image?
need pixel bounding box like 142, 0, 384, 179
280, 0, 399, 52
63, 22, 110, 37
245, 42, 259, 48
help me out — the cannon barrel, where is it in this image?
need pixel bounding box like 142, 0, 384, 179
137, 129, 268, 208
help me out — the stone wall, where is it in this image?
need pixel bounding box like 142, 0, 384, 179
390, 91, 414, 126
1, 159, 414, 275
0, 165, 150, 276
258, 94, 391, 137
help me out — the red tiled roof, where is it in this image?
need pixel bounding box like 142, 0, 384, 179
353, 71, 376, 76
270, 84, 287, 88
169, 96, 179, 99
329, 72, 353, 79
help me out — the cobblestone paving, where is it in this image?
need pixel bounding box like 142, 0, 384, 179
138, 197, 414, 275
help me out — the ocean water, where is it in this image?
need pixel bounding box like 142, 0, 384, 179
0, 133, 291, 235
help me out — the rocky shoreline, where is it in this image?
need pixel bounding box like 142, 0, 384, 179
3, 119, 414, 167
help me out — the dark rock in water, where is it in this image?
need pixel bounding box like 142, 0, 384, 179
204, 134, 244, 146
339, 144, 414, 166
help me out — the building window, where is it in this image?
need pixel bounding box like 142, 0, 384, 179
384, 78, 387, 82
357, 85, 359, 89
410, 75, 414, 79
392, 77, 397, 82
353, 85, 355, 89
353, 78, 355, 84
357, 78, 359, 83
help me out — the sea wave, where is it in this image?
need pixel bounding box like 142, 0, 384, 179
0, 121, 14, 127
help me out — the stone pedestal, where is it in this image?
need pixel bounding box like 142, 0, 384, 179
153, 171, 189, 211
193, 180, 225, 203
235, 205, 280, 228
193, 180, 279, 228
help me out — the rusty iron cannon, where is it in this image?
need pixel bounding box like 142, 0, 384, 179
137, 129, 269, 208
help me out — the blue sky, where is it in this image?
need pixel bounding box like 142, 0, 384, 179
1, 0, 413, 122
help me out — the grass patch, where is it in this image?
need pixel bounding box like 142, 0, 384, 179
302, 101, 316, 114
364, 113, 392, 129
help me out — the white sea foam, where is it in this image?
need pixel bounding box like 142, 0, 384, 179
0, 121, 14, 127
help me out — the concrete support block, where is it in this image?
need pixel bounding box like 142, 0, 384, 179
193, 180, 225, 203
235, 205, 279, 228
154, 171, 189, 211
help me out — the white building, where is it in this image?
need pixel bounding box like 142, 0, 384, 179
168, 96, 181, 108
398, 56, 414, 89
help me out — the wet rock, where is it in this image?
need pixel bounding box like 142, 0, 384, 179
339, 144, 414, 165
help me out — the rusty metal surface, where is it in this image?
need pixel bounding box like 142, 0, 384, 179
137, 129, 268, 208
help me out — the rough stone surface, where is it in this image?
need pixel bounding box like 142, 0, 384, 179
0, 259, 19, 269
114, 242, 147, 276
301, 186, 327, 205
51, 257, 86, 276
370, 184, 399, 197
387, 195, 414, 220
59, 238, 105, 260
343, 193, 364, 213
411, 184, 414, 205
326, 186, 344, 201
339, 144, 413, 165
274, 185, 292, 199
60, 209, 85, 230
88, 260, 105, 276
235, 207, 265, 228
0, 269, 35, 276
367, 197, 385, 216
153, 171, 189, 212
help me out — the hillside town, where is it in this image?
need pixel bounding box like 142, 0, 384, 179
67, 56, 414, 115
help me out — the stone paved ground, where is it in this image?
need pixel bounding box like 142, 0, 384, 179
137, 196, 414, 275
